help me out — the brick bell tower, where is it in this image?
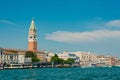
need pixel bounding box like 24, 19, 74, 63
28, 18, 37, 52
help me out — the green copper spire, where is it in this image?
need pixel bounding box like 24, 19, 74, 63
29, 18, 36, 30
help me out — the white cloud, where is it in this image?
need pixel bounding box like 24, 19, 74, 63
0, 20, 17, 26
106, 20, 120, 27
45, 30, 120, 43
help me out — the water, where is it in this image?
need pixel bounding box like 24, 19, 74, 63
0, 67, 120, 80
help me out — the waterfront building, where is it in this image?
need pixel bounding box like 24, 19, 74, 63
0, 49, 32, 64
104, 56, 116, 66
58, 52, 69, 60
17, 51, 32, 64
117, 60, 120, 66
75, 52, 90, 67
89, 53, 98, 66
63, 51, 98, 67
46, 52, 55, 62
97, 55, 106, 67
58, 51, 90, 67
96, 55, 118, 67
58, 51, 79, 63
36, 51, 47, 62
3, 51, 18, 64
17, 51, 26, 64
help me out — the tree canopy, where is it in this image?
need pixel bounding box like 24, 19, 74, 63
25, 51, 40, 62
51, 54, 64, 64
51, 54, 75, 65
65, 58, 75, 65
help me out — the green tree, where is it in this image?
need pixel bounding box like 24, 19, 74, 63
54, 54, 58, 57
25, 51, 36, 57
25, 51, 40, 62
57, 58, 64, 64
65, 58, 75, 65
32, 57, 40, 62
51, 54, 64, 64
51, 54, 58, 63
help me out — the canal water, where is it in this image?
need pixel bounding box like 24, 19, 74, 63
0, 67, 120, 80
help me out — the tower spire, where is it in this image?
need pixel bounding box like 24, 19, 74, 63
29, 18, 36, 30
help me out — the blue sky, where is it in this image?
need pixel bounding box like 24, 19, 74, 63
0, 0, 120, 57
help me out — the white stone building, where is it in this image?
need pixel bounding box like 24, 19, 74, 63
0, 49, 32, 64
58, 51, 79, 63
46, 52, 55, 62
64, 51, 98, 67
1, 51, 18, 64
18, 51, 32, 64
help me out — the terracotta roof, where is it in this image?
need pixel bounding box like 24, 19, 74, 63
4, 51, 17, 54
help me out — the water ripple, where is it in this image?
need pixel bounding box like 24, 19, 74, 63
0, 67, 120, 80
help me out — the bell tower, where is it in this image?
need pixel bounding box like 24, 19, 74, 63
28, 18, 37, 52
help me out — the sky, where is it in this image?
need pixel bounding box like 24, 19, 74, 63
0, 0, 120, 57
